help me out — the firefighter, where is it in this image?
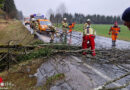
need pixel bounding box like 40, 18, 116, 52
122, 7, 130, 30
68, 23, 73, 36
34, 20, 39, 32
61, 18, 68, 43
48, 25, 59, 43
72, 22, 75, 28
109, 22, 120, 47
62, 18, 68, 34
30, 18, 35, 29
82, 19, 96, 56
30, 18, 38, 30
30, 18, 39, 38
68, 22, 75, 36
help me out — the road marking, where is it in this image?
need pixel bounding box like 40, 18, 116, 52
71, 56, 128, 90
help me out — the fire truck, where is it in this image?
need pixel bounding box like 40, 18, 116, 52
30, 14, 52, 32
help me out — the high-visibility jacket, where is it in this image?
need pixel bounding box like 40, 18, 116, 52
49, 25, 57, 32
83, 23, 88, 30
48, 25, 59, 41
72, 23, 75, 28
68, 25, 73, 33
31, 21, 39, 30
83, 24, 96, 36
62, 21, 68, 28
34, 21, 39, 30
109, 26, 120, 35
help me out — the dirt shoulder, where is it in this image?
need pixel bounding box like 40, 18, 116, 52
0, 19, 35, 45
0, 19, 45, 89
0, 58, 45, 90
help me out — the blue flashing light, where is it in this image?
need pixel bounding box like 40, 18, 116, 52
33, 14, 36, 16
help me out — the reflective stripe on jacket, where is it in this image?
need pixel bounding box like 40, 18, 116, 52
83, 24, 96, 35
109, 26, 120, 35
62, 21, 68, 28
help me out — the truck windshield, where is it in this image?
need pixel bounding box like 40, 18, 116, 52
40, 21, 52, 25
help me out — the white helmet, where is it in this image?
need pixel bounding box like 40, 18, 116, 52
63, 18, 67, 21
87, 19, 91, 22
31, 18, 35, 21
48, 24, 52, 27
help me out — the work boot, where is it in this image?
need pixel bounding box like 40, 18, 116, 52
92, 50, 96, 56
50, 39, 54, 43
82, 52, 87, 55
112, 41, 116, 47
92, 53, 96, 56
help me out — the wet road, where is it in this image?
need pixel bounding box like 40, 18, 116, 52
25, 25, 130, 90
35, 55, 130, 90
26, 25, 130, 49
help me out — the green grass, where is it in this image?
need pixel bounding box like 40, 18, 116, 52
0, 19, 35, 45
43, 73, 65, 90
31, 40, 44, 45
73, 24, 130, 41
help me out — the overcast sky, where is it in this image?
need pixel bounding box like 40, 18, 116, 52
14, 0, 130, 17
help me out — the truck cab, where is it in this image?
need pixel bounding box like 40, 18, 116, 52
30, 14, 53, 31
37, 19, 52, 32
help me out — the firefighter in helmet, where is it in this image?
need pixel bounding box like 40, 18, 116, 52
62, 18, 68, 34
48, 25, 59, 43
109, 22, 120, 47
30, 18, 39, 38
61, 18, 68, 43
82, 19, 96, 56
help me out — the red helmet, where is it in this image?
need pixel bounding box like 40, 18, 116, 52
114, 21, 118, 26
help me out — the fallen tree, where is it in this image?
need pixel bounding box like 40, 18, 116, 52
96, 72, 130, 90
0, 44, 81, 49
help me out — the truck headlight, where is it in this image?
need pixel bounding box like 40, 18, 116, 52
41, 26, 45, 29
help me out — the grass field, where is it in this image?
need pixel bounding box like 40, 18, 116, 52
73, 24, 130, 41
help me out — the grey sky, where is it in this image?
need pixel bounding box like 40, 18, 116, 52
14, 0, 130, 16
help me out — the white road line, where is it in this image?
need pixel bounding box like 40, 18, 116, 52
71, 56, 128, 90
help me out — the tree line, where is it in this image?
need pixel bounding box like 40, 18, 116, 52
0, 0, 23, 20
50, 13, 123, 24
0, 0, 4, 8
